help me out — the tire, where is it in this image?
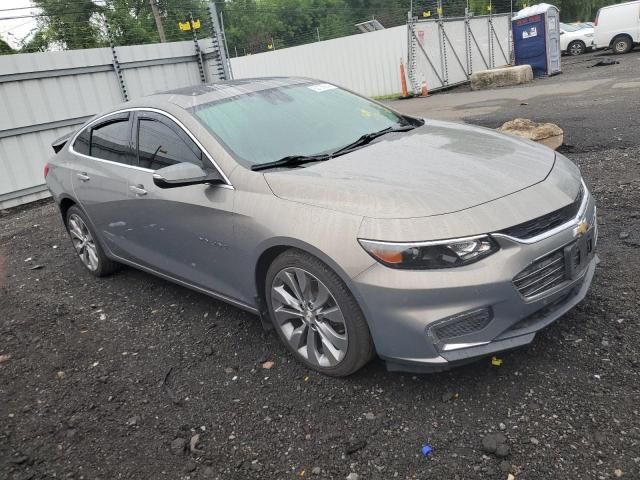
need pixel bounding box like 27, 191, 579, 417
65, 205, 120, 277
265, 249, 374, 377
567, 40, 586, 56
611, 36, 632, 55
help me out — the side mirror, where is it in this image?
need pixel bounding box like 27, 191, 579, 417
152, 163, 223, 189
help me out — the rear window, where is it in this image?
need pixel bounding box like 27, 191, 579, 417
73, 128, 90, 155
90, 119, 135, 165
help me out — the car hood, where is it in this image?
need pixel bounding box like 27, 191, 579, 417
263, 120, 557, 219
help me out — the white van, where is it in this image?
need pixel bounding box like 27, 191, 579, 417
593, 1, 640, 54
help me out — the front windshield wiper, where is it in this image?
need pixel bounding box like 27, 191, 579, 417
330, 124, 417, 157
251, 154, 331, 171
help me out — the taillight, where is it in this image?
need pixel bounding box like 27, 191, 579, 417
44, 163, 50, 178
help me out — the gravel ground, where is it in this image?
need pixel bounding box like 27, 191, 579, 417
2, 53, 640, 480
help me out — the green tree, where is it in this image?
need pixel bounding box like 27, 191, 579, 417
31, 0, 104, 50
0, 37, 16, 55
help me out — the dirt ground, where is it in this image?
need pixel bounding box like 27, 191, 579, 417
1, 51, 640, 480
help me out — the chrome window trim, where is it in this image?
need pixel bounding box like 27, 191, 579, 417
68, 107, 234, 189
492, 179, 590, 245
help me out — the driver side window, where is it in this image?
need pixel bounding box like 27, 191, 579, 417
137, 117, 204, 170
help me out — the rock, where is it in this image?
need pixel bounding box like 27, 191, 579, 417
364, 412, 376, 420
619, 232, 630, 239
171, 437, 187, 456
346, 474, 360, 480
482, 433, 507, 455
190, 434, 203, 454
345, 440, 367, 455
184, 460, 197, 473
530, 437, 540, 445
499, 422, 506, 431
470, 65, 533, 91
312, 467, 321, 475
495, 444, 510, 458
261, 360, 275, 369
127, 415, 140, 426
0, 354, 11, 364
614, 469, 623, 477
204, 345, 214, 356
441, 391, 454, 402
500, 460, 512, 473
498, 118, 564, 150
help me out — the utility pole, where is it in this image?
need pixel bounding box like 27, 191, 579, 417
150, 0, 166, 43
316, 27, 320, 42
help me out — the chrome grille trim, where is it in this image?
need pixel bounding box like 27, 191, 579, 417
513, 248, 568, 298
494, 180, 589, 245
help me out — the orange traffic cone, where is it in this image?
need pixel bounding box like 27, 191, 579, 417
400, 59, 409, 98
420, 80, 430, 97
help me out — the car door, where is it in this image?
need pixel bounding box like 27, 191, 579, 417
70, 112, 136, 257
120, 110, 241, 301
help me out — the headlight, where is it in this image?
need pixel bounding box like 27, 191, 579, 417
358, 235, 500, 270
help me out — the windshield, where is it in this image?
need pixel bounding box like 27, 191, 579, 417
190, 83, 411, 167
560, 23, 581, 32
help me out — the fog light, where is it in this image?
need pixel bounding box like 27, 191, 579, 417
429, 307, 493, 344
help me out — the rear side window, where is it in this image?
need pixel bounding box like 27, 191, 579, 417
90, 119, 134, 165
137, 118, 203, 170
73, 128, 90, 155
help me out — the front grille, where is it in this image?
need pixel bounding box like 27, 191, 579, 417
513, 248, 568, 298
509, 281, 583, 332
499, 186, 584, 240
431, 308, 492, 341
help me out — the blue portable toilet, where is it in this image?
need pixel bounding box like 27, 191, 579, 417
512, 3, 561, 77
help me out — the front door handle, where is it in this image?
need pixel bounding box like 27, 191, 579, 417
76, 172, 90, 182
129, 184, 148, 196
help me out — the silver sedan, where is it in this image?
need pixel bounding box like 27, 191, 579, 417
45, 78, 598, 376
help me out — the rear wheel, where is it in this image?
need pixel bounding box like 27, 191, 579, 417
65, 205, 120, 277
265, 249, 374, 376
612, 36, 632, 54
568, 40, 586, 56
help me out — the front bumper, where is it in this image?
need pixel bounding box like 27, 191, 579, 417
352, 197, 598, 373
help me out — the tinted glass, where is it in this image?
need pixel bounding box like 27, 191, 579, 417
137, 119, 203, 170
90, 120, 134, 165
74, 128, 90, 155
191, 83, 405, 166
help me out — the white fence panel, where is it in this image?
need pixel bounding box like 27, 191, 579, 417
230, 26, 408, 98
0, 39, 217, 209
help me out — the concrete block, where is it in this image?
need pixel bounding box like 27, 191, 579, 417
470, 65, 533, 91
498, 118, 564, 150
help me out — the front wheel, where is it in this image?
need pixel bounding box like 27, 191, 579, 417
265, 249, 374, 376
568, 40, 586, 56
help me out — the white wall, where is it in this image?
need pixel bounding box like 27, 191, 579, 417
230, 26, 408, 98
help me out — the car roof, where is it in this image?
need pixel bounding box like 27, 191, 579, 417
150, 76, 318, 109
92, 77, 324, 119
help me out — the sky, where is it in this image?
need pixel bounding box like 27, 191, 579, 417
0, 0, 39, 48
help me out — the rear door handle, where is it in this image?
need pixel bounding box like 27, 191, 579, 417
129, 184, 147, 196
76, 172, 90, 182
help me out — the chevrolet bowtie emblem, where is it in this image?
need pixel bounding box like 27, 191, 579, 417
575, 221, 589, 236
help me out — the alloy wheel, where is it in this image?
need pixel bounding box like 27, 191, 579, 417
569, 42, 584, 56
270, 267, 348, 368
68, 213, 99, 271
